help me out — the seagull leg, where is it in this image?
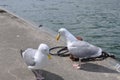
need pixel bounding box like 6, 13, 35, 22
77, 58, 81, 69
73, 58, 81, 69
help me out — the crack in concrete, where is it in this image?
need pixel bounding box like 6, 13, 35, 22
7, 70, 21, 80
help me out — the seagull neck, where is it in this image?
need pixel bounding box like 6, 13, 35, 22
34, 50, 42, 59
65, 31, 77, 44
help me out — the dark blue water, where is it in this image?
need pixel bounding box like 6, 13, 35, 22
0, 0, 120, 58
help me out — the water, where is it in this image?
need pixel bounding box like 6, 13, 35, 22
0, 0, 120, 58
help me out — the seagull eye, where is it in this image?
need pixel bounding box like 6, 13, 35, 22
44, 49, 48, 52
44, 49, 47, 51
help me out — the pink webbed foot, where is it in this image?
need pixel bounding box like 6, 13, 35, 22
73, 64, 81, 69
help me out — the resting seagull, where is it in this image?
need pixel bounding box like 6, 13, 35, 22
56, 28, 102, 69
20, 43, 52, 80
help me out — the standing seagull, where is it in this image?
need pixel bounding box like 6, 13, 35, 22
56, 28, 102, 69
20, 43, 52, 80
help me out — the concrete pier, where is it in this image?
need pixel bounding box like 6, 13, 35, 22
0, 8, 119, 80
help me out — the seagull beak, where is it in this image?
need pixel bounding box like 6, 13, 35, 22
47, 54, 52, 60
56, 33, 60, 41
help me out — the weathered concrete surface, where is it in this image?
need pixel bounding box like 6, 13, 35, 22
0, 8, 119, 80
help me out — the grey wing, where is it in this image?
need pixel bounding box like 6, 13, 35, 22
70, 41, 101, 58
22, 48, 36, 66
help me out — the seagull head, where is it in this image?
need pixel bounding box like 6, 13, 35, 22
56, 28, 68, 41
56, 28, 77, 43
38, 43, 52, 59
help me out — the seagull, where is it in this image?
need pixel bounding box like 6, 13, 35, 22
56, 28, 102, 69
20, 43, 52, 80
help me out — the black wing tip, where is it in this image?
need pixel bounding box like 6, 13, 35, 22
102, 51, 116, 59
20, 49, 24, 58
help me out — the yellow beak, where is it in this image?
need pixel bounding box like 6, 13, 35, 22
56, 33, 60, 41
48, 54, 52, 60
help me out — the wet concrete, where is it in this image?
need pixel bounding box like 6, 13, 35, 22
0, 8, 119, 80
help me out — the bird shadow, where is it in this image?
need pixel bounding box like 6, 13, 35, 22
80, 63, 119, 73
41, 70, 64, 80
